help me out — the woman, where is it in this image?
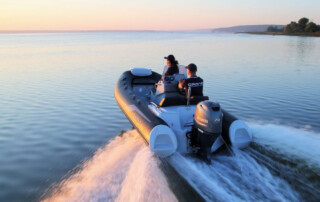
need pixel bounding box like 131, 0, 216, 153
163, 54, 179, 76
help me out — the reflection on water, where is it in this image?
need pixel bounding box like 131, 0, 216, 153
286, 36, 316, 65
0, 32, 319, 201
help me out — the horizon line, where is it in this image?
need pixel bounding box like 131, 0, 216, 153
0, 29, 206, 34
0, 24, 286, 34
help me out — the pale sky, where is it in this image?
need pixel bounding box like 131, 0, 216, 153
0, 0, 320, 31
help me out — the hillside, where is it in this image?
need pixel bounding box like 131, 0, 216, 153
211, 25, 284, 33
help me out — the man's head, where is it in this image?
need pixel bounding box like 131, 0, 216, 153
186, 63, 197, 76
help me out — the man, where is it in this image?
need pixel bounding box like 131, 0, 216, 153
178, 63, 203, 98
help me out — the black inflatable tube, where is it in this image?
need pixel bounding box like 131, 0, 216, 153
114, 71, 167, 144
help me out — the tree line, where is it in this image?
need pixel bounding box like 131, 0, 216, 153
267, 26, 284, 32
267, 17, 320, 33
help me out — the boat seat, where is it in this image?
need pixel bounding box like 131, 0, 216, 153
156, 93, 209, 107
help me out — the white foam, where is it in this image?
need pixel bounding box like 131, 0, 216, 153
167, 123, 320, 201
250, 123, 320, 168
116, 147, 176, 202
169, 151, 299, 201
43, 130, 177, 202
43, 124, 320, 201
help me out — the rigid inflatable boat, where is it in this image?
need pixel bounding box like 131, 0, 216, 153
114, 68, 252, 159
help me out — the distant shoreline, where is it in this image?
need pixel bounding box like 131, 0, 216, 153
238, 32, 320, 37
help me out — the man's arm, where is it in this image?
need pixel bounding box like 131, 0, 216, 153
178, 79, 185, 89
179, 79, 190, 98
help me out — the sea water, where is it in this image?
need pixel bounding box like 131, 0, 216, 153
0, 32, 319, 201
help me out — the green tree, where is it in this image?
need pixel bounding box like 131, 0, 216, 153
284, 25, 292, 33
298, 17, 309, 32
283, 17, 319, 34
305, 22, 318, 32
284, 21, 298, 33
267, 26, 284, 32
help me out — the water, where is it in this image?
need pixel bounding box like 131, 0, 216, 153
169, 124, 320, 201
0, 32, 319, 201
43, 131, 177, 202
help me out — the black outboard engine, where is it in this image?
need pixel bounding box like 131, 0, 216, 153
191, 101, 223, 159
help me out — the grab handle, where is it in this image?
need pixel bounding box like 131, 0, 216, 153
187, 87, 191, 106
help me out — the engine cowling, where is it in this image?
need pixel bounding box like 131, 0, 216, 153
192, 101, 223, 158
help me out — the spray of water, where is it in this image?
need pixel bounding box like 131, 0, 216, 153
250, 123, 320, 201
43, 124, 320, 201
168, 123, 320, 201
43, 130, 177, 202
169, 150, 300, 201
251, 123, 320, 169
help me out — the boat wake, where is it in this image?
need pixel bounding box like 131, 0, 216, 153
43, 124, 320, 202
169, 123, 320, 201
169, 148, 299, 201
42, 130, 177, 202
251, 123, 320, 169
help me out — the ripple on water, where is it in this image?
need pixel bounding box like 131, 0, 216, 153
1, 32, 320, 201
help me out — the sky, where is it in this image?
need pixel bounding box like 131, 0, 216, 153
0, 0, 320, 31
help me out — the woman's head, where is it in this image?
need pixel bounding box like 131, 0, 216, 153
164, 54, 178, 67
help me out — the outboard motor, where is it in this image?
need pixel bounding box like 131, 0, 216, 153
191, 101, 223, 159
